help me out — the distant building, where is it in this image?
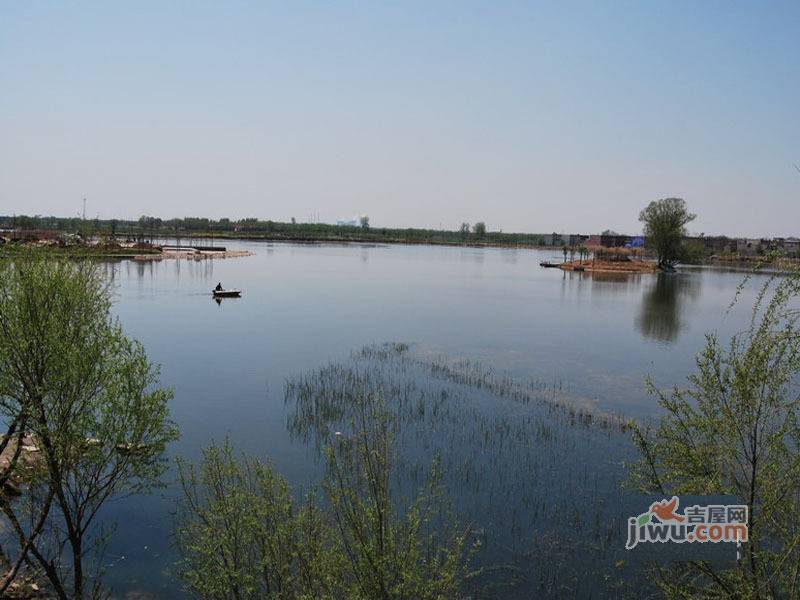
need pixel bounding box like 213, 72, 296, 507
760, 238, 776, 252
698, 235, 734, 255
770, 237, 800, 257
736, 238, 761, 256
585, 234, 601, 247
600, 233, 632, 248
783, 238, 800, 257
567, 234, 588, 247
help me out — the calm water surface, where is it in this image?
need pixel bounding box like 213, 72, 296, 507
99, 242, 765, 597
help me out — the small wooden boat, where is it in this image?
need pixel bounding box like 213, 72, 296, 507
539, 261, 560, 268
212, 289, 242, 298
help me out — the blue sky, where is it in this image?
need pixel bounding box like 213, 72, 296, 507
1, 1, 798, 236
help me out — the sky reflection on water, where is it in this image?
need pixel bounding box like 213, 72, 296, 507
97, 242, 767, 597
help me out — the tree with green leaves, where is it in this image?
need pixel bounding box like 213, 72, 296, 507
630, 265, 800, 597
360, 215, 370, 231
472, 222, 486, 237
175, 442, 340, 598
176, 398, 477, 599
0, 253, 178, 598
638, 198, 696, 270
323, 397, 474, 599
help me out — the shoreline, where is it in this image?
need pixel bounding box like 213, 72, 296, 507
0, 245, 254, 262
133, 249, 254, 261
165, 233, 564, 250
4, 236, 799, 271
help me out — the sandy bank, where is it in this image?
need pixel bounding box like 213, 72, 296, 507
559, 259, 658, 274
134, 249, 254, 261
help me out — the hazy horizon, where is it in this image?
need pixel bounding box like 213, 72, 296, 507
2, 2, 798, 237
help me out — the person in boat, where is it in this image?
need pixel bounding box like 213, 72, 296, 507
215, 282, 223, 291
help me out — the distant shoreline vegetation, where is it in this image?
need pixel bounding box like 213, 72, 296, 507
1, 214, 554, 248
0, 244, 161, 257
2, 214, 799, 263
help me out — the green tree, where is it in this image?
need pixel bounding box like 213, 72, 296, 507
15, 215, 37, 230
176, 399, 477, 599
638, 198, 696, 270
323, 399, 474, 600
682, 238, 708, 264
459, 222, 470, 240
472, 222, 486, 237
360, 215, 370, 231
630, 266, 800, 597
176, 442, 340, 599
0, 254, 178, 598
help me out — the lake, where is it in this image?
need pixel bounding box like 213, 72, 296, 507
99, 241, 766, 597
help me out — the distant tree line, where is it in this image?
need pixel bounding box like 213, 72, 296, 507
0, 214, 549, 246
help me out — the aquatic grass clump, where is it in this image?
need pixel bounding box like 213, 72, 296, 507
284, 342, 648, 597
353, 342, 633, 433
414, 353, 632, 432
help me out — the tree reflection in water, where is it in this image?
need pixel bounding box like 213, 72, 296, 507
635, 273, 701, 343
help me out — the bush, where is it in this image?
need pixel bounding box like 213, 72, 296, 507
176, 401, 478, 600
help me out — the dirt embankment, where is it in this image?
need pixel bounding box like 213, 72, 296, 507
134, 249, 253, 261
